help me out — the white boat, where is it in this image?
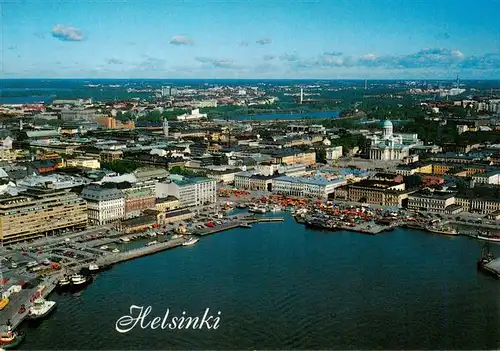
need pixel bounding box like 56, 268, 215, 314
146, 241, 157, 246
111, 248, 120, 253
476, 235, 500, 242
99, 245, 108, 250
148, 232, 157, 237
248, 206, 267, 214
269, 205, 282, 212
120, 237, 130, 243
10, 263, 17, 269
183, 237, 199, 246
240, 223, 252, 228
88, 263, 99, 272
42, 259, 51, 265
58, 276, 71, 287
29, 297, 56, 319
70, 274, 87, 285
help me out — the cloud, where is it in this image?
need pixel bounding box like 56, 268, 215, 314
195, 57, 238, 69
51, 24, 85, 41
134, 55, 166, 71
256, 38, 272, 45
279, 53, 299, 61
263, 55, 276, 61
7, 45, 16, 50
240, 41, 249, 46
323, 51, 343, 56
170, 35, 193, 45
107, 58, 124, 65
435, 32, 451, 40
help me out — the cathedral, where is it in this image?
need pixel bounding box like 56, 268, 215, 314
367, 120, 421, 161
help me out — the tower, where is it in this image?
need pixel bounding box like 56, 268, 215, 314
299, 88, 303, 104
365, 79, 368, 90
163, 118, 169, 139
456, 75, 460, 88
382, 119, 393, 138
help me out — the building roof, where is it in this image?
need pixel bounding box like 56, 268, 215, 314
81, 184, 123, 201
274, 175, 345, 186
410, 190, 456, 200
383, 120, 393, 128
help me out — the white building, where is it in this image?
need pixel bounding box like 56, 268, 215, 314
81, 185, 125, 225
176, 108, 207, 121
366, 120, 421, 161
156, 175, 216, 208
326, 146, 343, 162
271, 175, 347, 198
472, 171, 500, 185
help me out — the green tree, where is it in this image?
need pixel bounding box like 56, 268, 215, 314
102, 160, 140, 174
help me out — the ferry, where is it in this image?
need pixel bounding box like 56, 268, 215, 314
427, 226, 457, 235
0, 324, 24, 349
70, 274, 87, 286
239, 223, 252, 228
146, 241, 157, 246
57, 276, 71, 287
28, 297, 56, 320
182, 237, 199, 246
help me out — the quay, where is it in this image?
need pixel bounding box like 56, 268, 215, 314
195, 217, 284, 236
479, 258, 500, 279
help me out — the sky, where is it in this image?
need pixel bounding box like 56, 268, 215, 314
2, 0, 500, 79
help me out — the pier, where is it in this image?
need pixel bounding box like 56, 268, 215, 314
195, 217, 284, 236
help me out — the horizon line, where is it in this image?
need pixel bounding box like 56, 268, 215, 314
1, 77, 499, 81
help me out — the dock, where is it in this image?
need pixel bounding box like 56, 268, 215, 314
195, 217, 284, 236
480, 258, 500, 278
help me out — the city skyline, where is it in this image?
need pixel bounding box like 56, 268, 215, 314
2, 0, 500, 79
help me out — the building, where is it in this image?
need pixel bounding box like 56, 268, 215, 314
153, 208, 194, 225
326, 146, 343, 162
60, 108, 96, 122
472, 170, 500, 185
337, 179, 408, 206
0, 187, 87, 245
455, 196, 500, 214
100, 150, 123, 163
81, 184, 125, 225
234, 172, 276, 191
206, 168, 242, 184
0, 148, 20, 161
66, 156, 101, 170
272, 175, 347, 198
176, 109, 207, 121
155, 196, 180, 212
367, 120, 422, 161
262, 149, 316, 166
156, 175, 216, 208
407, 190, 456, 213
122, 186, 156, 219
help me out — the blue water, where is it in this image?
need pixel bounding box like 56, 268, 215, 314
233, 111, 339, 120
18, 215, 500, 349
0, 96, 53, 104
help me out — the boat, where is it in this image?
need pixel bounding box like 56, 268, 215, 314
239, 223, 252, 228
10, 262, 17, 269
28, 297, 56, 320
146, 241, 157, 246
0, 299, 8, 311
475, 235, 500, 242
426, 226, 457, 235
42, 259, 51, 265
0, 323, 25, 349
269, 205, 282, 212
70, 274, 87, 286
248, 206, 266, 214
99, 245, 108, 250
236, 203, 247, 209
57, 276, 71, 287
183, 237, 199, 246
111, 248, 120, 253
120, 237, 130, 243
88, 263, 100, 272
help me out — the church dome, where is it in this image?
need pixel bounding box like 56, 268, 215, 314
382, 119, 393, 128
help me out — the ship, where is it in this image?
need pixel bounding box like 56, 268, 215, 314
183, 237, 199, 246
88, 263, 100, 272
57, 276, 71, 287
239, 223, 252, 228
28, 297, 56, 320
0, 323, 25, 349
426, 226, 457, 235
70, 274, 87, 286
475, 235, 500, 242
